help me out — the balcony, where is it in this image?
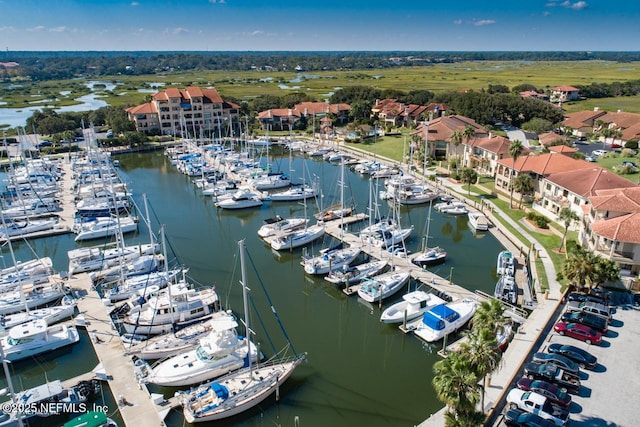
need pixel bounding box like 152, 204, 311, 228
542, 191, 568, 207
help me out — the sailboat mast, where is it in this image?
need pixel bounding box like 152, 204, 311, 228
238, 240, 252, 371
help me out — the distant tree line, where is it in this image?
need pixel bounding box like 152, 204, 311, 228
576, 79, 640, 98
4, 51, 640, 82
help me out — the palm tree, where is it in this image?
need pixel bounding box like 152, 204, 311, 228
558, 246, 598, 291
508, 140, 524, 209
460, 327, 502, 413
433, 351, 482, 421
557, 207, 579, 254
513, 174, 534, 210
450, 130, 463, 173
472, 299, 506, 335
460, 168, 478, 195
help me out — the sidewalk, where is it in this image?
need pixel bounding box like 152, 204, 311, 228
417, 178, 564, 427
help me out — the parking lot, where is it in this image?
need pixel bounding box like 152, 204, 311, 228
500, 296, 639, 426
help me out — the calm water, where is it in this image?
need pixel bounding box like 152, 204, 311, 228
2, 150, 504, 427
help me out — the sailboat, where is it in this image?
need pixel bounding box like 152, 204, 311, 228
269, 127, 316, 201
180, 240, 306, 422
412, 201, 447, 267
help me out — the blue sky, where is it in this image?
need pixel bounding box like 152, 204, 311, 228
1, 0, 639, 51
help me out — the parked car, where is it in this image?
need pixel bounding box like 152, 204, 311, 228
553, 322, 602, 345
591, 149, 607, 157
566, 292, 607, 306
622, 161, 639, 169
565, 301, 612, 323
523, 362, 581, 393
531, 353, 580, 374
547, 343, 597, 370
106, 129, 113, 138
504, 408, 558, 427
560, 311, 607, 334
516, 378, 572, 409
506, 389, 569, 426
585, 156, 597, 162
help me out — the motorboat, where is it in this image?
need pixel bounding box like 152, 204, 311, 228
0, 319, 80, 362
63, 411, 119, 427
0, 218, 58, 239
0, 295, 76, 330
411, 246, 447, 267
257, 216, 308, 239
74, 216, 138, 242
468, 212, 489, 231
1, 199, 59, 220
125, 310, 237, 360
67, 242, 159, 275
0, 283, 67, 315
89, 253, 163, 283
324, 259, 388, 287
214, 188, 263, 210
441, 203, 469, 215
314, 203, 354, 222
302, 246, 361, 275
396, 188, 440, 206
409, 298, 478, 343
495, 275, 518, 305
0, 379, 100, 425
0, 257, 54, 292
136, 315, 260, 387
380, 290, 446, 324
269, 224, 325, 251
497, 250, 516, 276
253, 173, 291, 191
357, 269, 411, 303
122, 282, 221, 335
366, 226, 413, 248
269, 185, 317, 202
246, 136, 273, 147
102, 268, 181, 303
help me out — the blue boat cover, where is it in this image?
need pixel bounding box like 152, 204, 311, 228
421, 311, 445, 331
429, 304, 460, 323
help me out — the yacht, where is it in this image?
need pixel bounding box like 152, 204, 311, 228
497, 250, 516, 276
1, 319, 80, 362
67, 242, 159, 275
379, 290, 444, 324
324, 259, 387, 287
253, 173, 291, 191
122, 282, 221, 335
0, 295, 76, 330
102, 268, 181, 303
411, 246, 447, 267
269, 185, 317, 202
269, 224, 325, 251
494, 275, 518, 305
302, 246, 361, 275
257, 216, 308, 239
409, 299, 477, 343
357, 269, 411, 303
214, 188, 263, 210
74, 216, 138, 242
0, 218, 58, 240
0, 283, 67, 315
136, 315, 260, 386
468, 212, 490, 231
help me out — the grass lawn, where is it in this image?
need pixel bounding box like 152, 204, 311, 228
593, 155, 640, 182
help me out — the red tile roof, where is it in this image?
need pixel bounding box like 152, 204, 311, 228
563, 110, 608, 129
413, 115, 485, 141
294, 101, 350, 116
591, 212, 640, 243
466, 134, 513, 156
546, 168, 638, 198
257, 108, 301, 119
548, 145, 576, 154
553, 85, 580, 92
498, 152, 593, 175
538, 132, 569, 147
126, 102, 158, 115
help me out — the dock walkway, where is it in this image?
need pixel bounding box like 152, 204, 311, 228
68, 273, 166, 427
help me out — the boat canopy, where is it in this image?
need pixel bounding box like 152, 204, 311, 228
429, 304, 460, 323
421, 311, 445, 331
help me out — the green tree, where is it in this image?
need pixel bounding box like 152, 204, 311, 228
460, 327, 501, 413
460, 168, 478, 195
558, 246, 598, 291
450, 130, 463, 172
513, 174, 534, 209
433, 351, 482, 423
508, 140, 524, 209
472, 299, 507, 335
557, 207, 579, 254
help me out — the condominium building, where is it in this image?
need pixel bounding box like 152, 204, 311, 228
126, 86, 240, 136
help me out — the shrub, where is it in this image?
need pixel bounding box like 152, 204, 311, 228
625, 140, 638, 150
621, 148, 636, 157
526, 211, 549, 229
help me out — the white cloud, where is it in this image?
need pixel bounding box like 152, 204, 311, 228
543, 11, 551, 16
560, 1, 588, 10
209, 0, 225, 3
250, 30, 264, 36
0, 26, 15, 33
131, 1, 140, 6
27, 25, 46, 32
474, 19, 496, 26
453, 19, 462, 25
50, 26, 69, 33
173, 27, 189, 34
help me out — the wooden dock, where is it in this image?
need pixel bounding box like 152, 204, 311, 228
66, 273, 167, 426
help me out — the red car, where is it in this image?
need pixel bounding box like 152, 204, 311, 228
553, 322, 602, 345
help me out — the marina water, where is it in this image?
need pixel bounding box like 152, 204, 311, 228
2, 149, 504, 426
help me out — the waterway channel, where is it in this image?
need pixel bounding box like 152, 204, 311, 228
1, 149, 505, 426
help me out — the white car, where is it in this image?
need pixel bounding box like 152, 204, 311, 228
591, 149, 607, 157
506, 388, 569, 426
